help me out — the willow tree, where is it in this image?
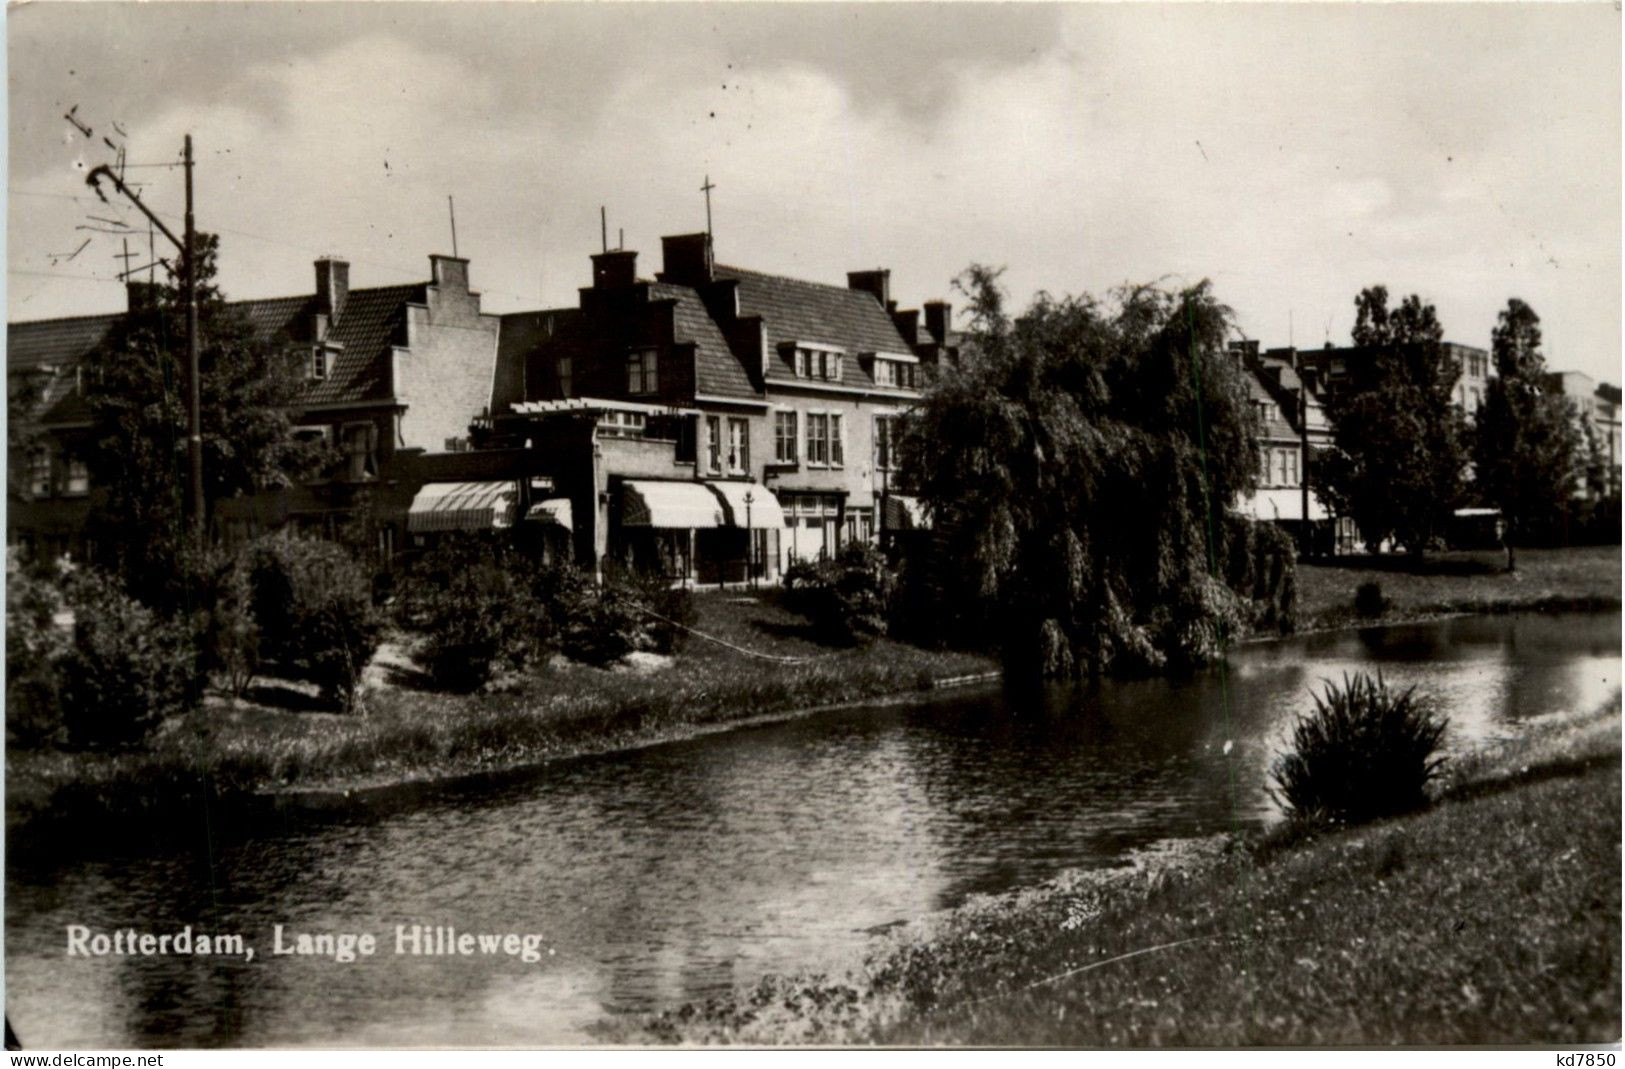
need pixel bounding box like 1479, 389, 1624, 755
896, 266, 1271, 679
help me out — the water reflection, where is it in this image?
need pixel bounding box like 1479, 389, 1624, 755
7, 611, 1617, 1047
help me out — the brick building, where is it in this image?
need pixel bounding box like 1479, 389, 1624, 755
479, 232, 958, 583
1230, 342, 1341, 552
8, 254, 501, 561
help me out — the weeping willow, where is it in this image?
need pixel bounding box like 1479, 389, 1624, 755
896, 267, 1292, 679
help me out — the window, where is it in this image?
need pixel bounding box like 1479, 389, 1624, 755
830, 414, 844, 468
1259, 448, 1271, 484
557, 356, 573, 398
792, 346, 844, 382
310, 348, 329, 381
1276, 448, 1299, 487
27, 450, 51, 498
63, 457, 89, 496
774, 411, 798, 464
626, 349, 658, 395
727, 418, 749, 475
875, 416, 898, 470
875, 360, 896, 387
342, 422, 378, 481
705, 415, 722, 474
806, 413, 830, 466
599, 411, 647, 439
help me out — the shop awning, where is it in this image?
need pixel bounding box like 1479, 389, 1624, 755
881, 494, 931, 531
525, 497, 573, 530
406, 481, 518, 533
706, 481, 786, 529
622, 480, 724, 528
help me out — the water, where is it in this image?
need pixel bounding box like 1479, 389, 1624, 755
6, 612, 1618, 1047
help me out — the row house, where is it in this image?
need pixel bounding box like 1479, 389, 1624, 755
1543, 370, 1623, 500
475, 232, 958, 584
1290, 341, 1492, 416
1230, 342, 1342, 553
7, 254, 501, 562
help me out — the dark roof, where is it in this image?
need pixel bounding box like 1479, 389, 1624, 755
8, 283, 428, 419
648, 281, 758, 399
1598, 383, 1622, 405
714, 265, 915, 388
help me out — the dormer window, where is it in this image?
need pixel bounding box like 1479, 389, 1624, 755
310, 347, 330, 381
864, 352, 918, 389
788, 343, 845, 382
627, 349, 659, 396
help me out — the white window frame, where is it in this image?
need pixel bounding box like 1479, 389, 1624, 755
627, 348, 659, 396
805, 412, 830, 467
829, 412, 844, 468
705, 415, 723, 474
774, 409, 798, 465
726, 417, 749, 475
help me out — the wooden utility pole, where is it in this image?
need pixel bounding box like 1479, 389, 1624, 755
85, 134, 204, 538
184, 134, 203, 539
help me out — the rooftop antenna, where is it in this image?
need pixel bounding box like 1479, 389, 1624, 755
115, 237, 137, 277
600, 206, 607, 254
447, 195, 459, 258
701, 174, 716, 239
618, 228, 624, 251
1289, 309, 1294, 348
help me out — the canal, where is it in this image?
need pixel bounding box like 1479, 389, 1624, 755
6, 611, 1619, 1046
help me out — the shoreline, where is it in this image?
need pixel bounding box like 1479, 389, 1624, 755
7, 578, 1617, 855
629, 689, 1624, 1046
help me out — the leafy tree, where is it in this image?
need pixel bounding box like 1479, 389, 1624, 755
1313, 286, 1468, 555
79, 234, 322, 611
1472, 299, 1580, 569
897, 267, 1282, 679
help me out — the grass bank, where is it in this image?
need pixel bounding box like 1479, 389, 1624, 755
1296, 544, 1620, 632
6, 590, 997, 850
636, 692, 1621, 1046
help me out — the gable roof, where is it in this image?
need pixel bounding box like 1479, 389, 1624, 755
713, 264, 915, 388
8, 282, 429, 421
647, 281, 758, 399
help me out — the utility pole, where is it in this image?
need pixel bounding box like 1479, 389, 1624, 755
85, 133, 204, 539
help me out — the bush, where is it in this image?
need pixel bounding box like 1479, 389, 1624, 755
243, 533, 384, 711
1354, 580, 1388, 619
1270, 672, 1449, 825
783, 542, 897, 646
398, 535, 542, 692
1217, 514, 1298, 634
58, 569, 202, 749
6, 554, 68, 747
187, 546, 260, 699
607, 570, 695, 655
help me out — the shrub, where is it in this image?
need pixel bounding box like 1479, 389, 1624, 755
1353, 580, 1388, 619
607, 570, 695, 655
398, 535, 541, 692
242, 533, 384, 711
1217, 514, 1298, 635
1270, 672, 1449, 825
58, 569, 202, 749
783, 542, 897, 646
5, 554, 68, 747
187, 546, 261, 699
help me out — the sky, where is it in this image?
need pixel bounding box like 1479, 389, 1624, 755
8, 2, 1621, 385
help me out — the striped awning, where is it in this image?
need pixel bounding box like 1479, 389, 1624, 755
882, 494, 931, 531
706, 481, 786, 530
525, 497, 573, 530
406, 481, 518, 533
622, 480, 723, 529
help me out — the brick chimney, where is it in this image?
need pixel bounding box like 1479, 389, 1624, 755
592, 249, 638, 289
125, 280, 160, 314
315, 257, 349, 323
847, 269, 890, 309
923, 300, 952, 343
659, 233, 713, 287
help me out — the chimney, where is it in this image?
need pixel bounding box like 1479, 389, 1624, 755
315, 257, 349, 323
430, 254, 469, 292
125, 280, 160, 314
592, 249, 638, 290
846, 269, 890, 309
892, 307, 920, 347
923, 301, 952, 343
659, 233, 713, 287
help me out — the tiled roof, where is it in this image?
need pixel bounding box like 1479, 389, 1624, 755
8, 283, 428, 419
713, 265, 915, 388
648, 282, 758, 399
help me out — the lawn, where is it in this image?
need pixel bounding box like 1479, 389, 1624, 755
5, 589, 998, 850
639, 693, 1622, 1046
1295, 544, 1620, 631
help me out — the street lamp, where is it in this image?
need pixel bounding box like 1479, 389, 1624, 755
744, 488, 755, 589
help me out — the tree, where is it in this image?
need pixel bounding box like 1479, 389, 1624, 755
1313, 286, 1468, 555
897, 267, 1287, 680
1472, 299, 1580, 570
80, 234, 323, 611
